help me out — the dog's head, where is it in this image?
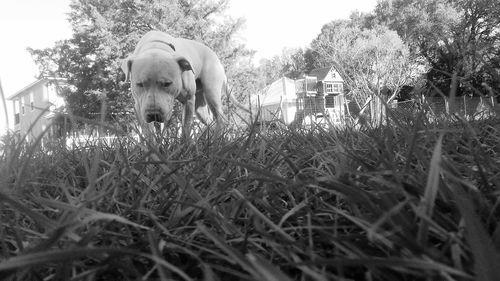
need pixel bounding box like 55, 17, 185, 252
121, 50, 196, 124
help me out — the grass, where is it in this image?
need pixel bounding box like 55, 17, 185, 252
0, 107, 500, 281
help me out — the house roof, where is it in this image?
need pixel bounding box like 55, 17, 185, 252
308, 66, 333, 81
7, 77, 66, 100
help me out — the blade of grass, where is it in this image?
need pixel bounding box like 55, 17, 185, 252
233, 189, 295, 242
148, 230, 170, 281
298, 257, 471, 278
216, 157, 292, 184
201, 263, 216, 281
449, 182, 500, 281
0, 191, 57, 232
417, 133, 444, 246
367, 199, 409, 242
278, 200, 307, 228
0, 247, 194, 280
13, 107, 52, 192
322, 201, 394, 248
0, 247, 137, 271
142, 252, 195, 281
35, 198, 149, 230
289, 253, 329, 281
196, 221, 260, 279
448, 72, 458, 115
80, 147, 102, 202
246, 252, 293, 281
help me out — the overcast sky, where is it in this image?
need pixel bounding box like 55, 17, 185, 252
0, 0, 378, 134
228, 0, 378, 60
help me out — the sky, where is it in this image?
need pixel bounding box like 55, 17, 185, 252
228, 0, 378, 60
0, 0, 378, 135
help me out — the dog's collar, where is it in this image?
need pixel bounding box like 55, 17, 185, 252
150, 40, 176, 51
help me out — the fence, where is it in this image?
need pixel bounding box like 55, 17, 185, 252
389, 96, 498, 122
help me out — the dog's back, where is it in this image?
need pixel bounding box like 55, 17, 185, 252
135, 31, 219, 79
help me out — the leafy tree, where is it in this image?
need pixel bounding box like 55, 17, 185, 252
279, 48, 309, 79
310, 20, 426, 125
257, 47, 315, 86
257, 56, 284, 86
225, 54, 261, 119
28, 0, 251, 126
374, 0, 500, 96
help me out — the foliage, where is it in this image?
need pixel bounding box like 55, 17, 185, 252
255, 0, 499, 118
226, 55, 261, 109
28, 0, 253, 125
309, 19, 427, 124
1, 107, 500, 280
374, 0, 500, 96
256, 55, 283, 86
257, 47, 316, 86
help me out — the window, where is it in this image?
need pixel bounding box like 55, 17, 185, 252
326, 83, 343, 93
325, 83, 333, 93
325, 95, 335, 108
30, 92, 34, 111
333, 84, 340, 93
21, 96, 25, 115
14, 99, 20, 124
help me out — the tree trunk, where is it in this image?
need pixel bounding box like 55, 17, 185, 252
369, 94, 386, 127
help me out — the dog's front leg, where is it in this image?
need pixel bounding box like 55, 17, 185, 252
182, 97, 195, 141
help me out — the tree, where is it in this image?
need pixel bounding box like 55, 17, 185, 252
310, 20, 426, 125
257, 56, 284, 86
257, 47, 316, 87
225, 54, 262, 120
28, 0, 251, 126
374, 0, 500, 96
279, 48, 310, 79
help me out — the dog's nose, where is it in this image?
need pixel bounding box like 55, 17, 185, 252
145, 108, 164, 123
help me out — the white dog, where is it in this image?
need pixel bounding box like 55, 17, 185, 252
121, 30, 247, 138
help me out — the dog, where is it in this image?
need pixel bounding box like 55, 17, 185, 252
121, 30, 247, 139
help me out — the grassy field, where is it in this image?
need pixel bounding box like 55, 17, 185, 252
1, 109, 500, 280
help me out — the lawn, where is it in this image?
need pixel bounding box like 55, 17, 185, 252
0, 109, 499, 280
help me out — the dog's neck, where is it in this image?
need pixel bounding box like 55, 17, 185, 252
148, 40, 176, 52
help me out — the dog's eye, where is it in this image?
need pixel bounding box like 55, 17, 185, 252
159, 81, 172, 88
136, 82, 144, 88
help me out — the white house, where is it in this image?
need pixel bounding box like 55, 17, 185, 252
251, 77, 298, 125
253, 66, 346, 126
7, 77, 66, 142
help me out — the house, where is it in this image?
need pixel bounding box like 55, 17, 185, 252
251, 77, 298, 125
7, 77, 66, 142
253, 66, 345, 126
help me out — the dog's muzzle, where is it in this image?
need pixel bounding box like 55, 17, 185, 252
145, 108, 164, 123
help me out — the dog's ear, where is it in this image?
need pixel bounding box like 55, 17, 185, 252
121, 57, 133, 81
177, 58, 193, 73
177, 58, 196, 97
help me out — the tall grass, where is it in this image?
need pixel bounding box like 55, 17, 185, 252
0, 104, 499, 280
